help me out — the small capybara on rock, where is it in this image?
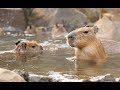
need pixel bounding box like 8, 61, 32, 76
66, 25, 107, 64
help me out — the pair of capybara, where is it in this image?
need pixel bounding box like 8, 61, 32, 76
0, 25, 119, 65
24, 24, 68, 39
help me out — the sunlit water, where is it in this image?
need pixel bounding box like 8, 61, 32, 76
0, 35, 120, 80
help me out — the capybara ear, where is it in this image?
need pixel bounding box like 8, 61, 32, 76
85, 25, 90, 27
93, 26, 98, 34
15, 40, 21, 45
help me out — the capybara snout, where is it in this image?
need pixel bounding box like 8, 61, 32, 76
67, 26, 99, 48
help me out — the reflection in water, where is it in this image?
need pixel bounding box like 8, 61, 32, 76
74, 60, 104, 79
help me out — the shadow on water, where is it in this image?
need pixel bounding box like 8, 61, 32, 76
0, 35, 120, 79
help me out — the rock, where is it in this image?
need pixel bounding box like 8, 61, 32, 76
49, 8, 89, 32
30, 8, 89, 32
98, 74, 115, 82
112, 21, 120, 40
29, 8, 52, 27
95, 16, 117, 40
0, 8, 26, 31
77, 8, 101, 22
3, 26, 24, 35
88, 74, 115, 82
0, 68, 26, 82
11, 70, 120, 82
101, 8, 120, 14
101, 39, 120, 54
48, 71, 84, 82
29, 71, 84, 82
13, 69, 29, 82
29, 74, 53, 82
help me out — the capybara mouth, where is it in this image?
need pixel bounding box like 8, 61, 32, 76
67, 39, 75, 47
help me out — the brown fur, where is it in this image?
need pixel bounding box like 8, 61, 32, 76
66, 26, 107, 64
15, 39, 43, 54
51, 24, 68, 39
0, 39, 43, 61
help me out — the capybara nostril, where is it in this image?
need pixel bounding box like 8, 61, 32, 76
68, 33, 75, 40
68, 35, 74, 40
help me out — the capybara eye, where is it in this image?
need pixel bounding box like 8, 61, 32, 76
32, 46, 36, 48
83, 31, 89, 34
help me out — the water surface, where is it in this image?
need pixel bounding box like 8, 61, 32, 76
0, 35, 120, 80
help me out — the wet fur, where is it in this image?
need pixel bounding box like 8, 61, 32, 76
67, 26, 107, 64
0, 39, 43, 61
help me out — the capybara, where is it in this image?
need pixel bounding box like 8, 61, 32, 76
0, 39, 43, 60
24, 25, 36, 36
66, 25, 107, 64
51, 23, 68, 39
95, 16, 117, 40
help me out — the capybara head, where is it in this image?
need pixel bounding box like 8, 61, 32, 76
36, 27, 49, 35
51, 23, 68, 39
66, 25, 107, 63
15, 39, 43, 54
24, 25, 36, 35
67, 25, 98, 49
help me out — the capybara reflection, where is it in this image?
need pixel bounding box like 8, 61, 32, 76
66, 25, 107, 64
51, 24, 68, 39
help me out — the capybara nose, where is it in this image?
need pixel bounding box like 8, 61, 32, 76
68, 33, 75, 40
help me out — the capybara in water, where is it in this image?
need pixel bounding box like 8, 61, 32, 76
24, 25, 50, 38
66, 25, 107, 64
14, 39, 43, 54
51, 23, 68, 39
0, 39, 43, 60
24, 25, 36, 36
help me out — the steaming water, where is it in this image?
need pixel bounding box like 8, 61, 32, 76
0, 35, 120, 80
